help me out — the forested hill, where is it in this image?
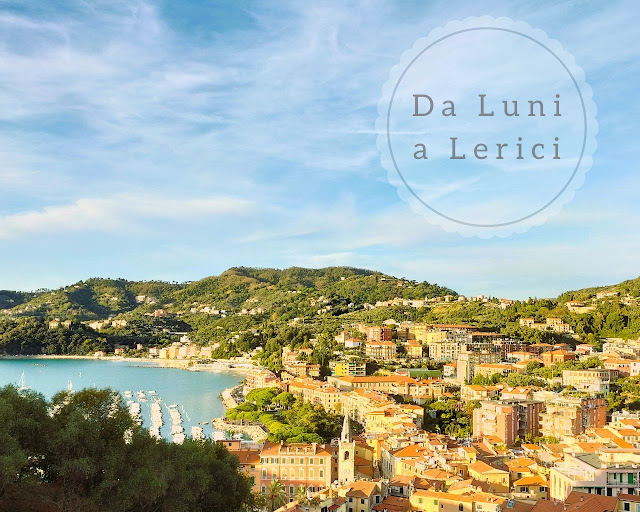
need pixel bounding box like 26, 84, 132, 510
0, 267, 457, 321
558, 276, 640, 302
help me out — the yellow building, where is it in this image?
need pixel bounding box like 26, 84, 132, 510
467, 461, 510, 493
330, 359, 366, 376
410, 490, 505, 512
365, 341, 397, 361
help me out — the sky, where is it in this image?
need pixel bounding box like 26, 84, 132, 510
0, 0, 638, 299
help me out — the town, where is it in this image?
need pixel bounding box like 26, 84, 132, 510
143, 318, 640, 512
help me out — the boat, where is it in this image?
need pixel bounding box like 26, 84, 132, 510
148, 390, 157, 395
124, 390, 133, 399
172, 432, 186, 444
67, 381, 73, 393
17, 371, 31, 392
137, 391, 147, 401
198, 421, 209, 425
191, 426, 205, 440
212, 431, 227, 441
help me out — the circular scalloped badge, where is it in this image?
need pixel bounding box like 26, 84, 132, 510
376, 17, 597, 237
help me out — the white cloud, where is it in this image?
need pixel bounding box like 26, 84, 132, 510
0, 193, 253, 239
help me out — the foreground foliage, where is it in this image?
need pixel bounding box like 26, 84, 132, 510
0, 386, 255, 512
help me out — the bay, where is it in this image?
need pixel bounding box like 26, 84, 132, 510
0, 358, 243, 440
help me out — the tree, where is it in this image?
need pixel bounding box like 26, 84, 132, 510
265, 479, 286, 512
0, 386, 254, 512
295, 485, 308, 504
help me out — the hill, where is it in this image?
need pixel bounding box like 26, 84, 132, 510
1, 267, 456, 322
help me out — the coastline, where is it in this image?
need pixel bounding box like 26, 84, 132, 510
0, 354, 257, 374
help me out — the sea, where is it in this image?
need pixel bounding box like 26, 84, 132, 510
0, 358, 243, 440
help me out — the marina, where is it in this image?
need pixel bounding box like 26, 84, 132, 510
0, 358, 245, 441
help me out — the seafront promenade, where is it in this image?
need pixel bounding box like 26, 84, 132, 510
215, 384, 269, 441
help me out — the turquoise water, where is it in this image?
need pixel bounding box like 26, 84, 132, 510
0, 358, 243, 440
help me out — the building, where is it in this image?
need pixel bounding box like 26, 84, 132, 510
284, 361, 321, 378
330, 359, 367, 377
257, 441, 334, 498
244, 368, 279, 394
539, 396, 607, 439
472, 399, 544, 446
366, 341, 397, 361
338, 415, 356, 484
543, 350, 578, 367
366, 326, 393, 343
562, 369, 615, 394
603, 358, 632, 377
457, 346, 501, 383
550, 453, 640, 500
406, 340, 424, 359
520, 317, 574, 334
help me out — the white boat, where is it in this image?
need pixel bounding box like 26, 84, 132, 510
172, 432, 186, 444
212, 431, 227, 441
124, 390, 133, 398
191, 426, 205, 440
136, 391, 147, 401
17, 371, 31, 392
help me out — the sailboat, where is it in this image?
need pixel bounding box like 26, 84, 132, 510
17, 371, 30, 392
67, 380, 73, 393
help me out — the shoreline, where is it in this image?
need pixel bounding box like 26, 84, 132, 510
0, 354, 268, 439
0, 354, 259, 379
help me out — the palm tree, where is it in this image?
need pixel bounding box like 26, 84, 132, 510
295, 485, 308, 504
266, 479, 286, 512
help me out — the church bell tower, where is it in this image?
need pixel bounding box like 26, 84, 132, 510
338, 414, 356, 484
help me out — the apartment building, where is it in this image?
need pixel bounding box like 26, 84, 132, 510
520, 317, 574, 334
257, 442, 334, 499
562, 369, 615, 394
540, 396, 607, 438
473, 400, 544, 446
365, 326, 393, 342
542, 350, 577, 367
284, 361, 321, 378
406, 340, 424, 358
457, 346, 501, 383
550, 452, 640, 500
365, 341, 397, 361
603, 358, 632, 377
244, 368, 279, 394
330, 359, 366, 377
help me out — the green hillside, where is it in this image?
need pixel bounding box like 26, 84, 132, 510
2, 267, 456, 322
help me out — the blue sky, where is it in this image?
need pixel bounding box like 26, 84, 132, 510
0, 0, 638, 299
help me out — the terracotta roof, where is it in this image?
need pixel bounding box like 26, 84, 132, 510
514, 475, 547, 486
468, 461, 508, 475
373, 496, 410, 512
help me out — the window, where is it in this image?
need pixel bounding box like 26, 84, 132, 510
310, 458, 314, 465
459, 505, 464, 511
319, 458, 324, 465
309, 469, 314, 479
261, 485, 266, 494
262, 469, 267, 479
300, 469, 304, 479
624, 504, 630, 512
291, 458, 295, 464
320, 470, 324, 478
289, 486, 294, 496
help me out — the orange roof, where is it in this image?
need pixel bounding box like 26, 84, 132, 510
514, 475, 547, 486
